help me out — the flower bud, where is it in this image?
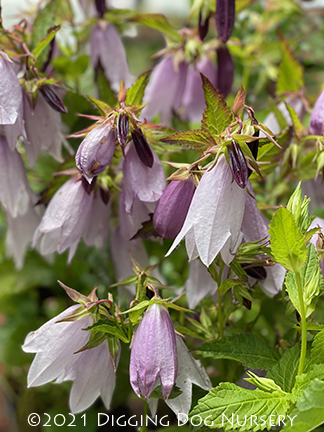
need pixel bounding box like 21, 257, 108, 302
216, 45, 234, 98
227, 140, 248, 189
242, 263, 267, 280
310, 89, 324, 136
95, 0, 106, 18
39, 84, 68, 114
130, 302, 178, 400
199, 12, 209, 41
247, 130, 259, 177
117, 112, 129, 146
131, 128, 154, 168
215, 0, 235, 43
153, 179, 196, 239
76, 123, 116, 183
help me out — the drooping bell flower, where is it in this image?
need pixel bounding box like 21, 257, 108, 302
241, 188, 286, 296
76, 122, 116, 183
216, 45, 234, 99
141, 56, 188, 125
310, 89, 324, 136
167, 156, 246, 267
0, 135, 35, 217
90, 22, 132, 92
23, 91, 65, 168
123, 141, 166, 213
83, 188, 110, 248
181, 56, 217, 123
118, 190, 151, 240
215, 0, 235, 43
33, 177, 94, 262
22, 294, 118, 413
153, 178, 196, 240
130, 302, 178, 400
0, 52, 22, 125
185, 259, 218, 309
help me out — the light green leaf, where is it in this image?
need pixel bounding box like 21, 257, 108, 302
283, 379, 324, 432
160, 129, 215, 151
217, 278, 246, 296
277, 40, 303, 96
245, 372, 286, 394
126, 71, 150, 106
195, 333, 280, 369
285, 103, 304, 139
190, 382, 291, 431
267, 343, 301, 393
110, 275, 138, 288
269, 207, 307, 273
83, 319, 129, 343
287, 183, 312, 234
201, 75, 233, 139
33, 25, 60, 59
311, 330, 324, 365
292, 364, 324, 403
130, 13, 181, 41
87, 95, 113, 116
285, 244, 323, 317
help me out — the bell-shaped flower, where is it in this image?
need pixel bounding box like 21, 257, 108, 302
6, 204, 42, 270
76, 122, 116, 183
241, 189, 286, 296
83, 189, 110, 248
141, 56, 188, 125
165, 336, 211, 420
33, 177, 94, 262
123, 141, 166, 213
181, 56, 217, 123
22, 304, 117, 413
185, 259, 218, 309
23, 91, 65, 168
302, 177, 324, 214
0, 135, 35, 217
153, 179, 196, 240
130, 302, 178, 400
309, 217, 324, 277
167, 156, 246, 267
0, 87, 25, 151
119, 191, 151, 240
0, 52, 22, 125
310, 89, 324, 136
90, 22, 132, 92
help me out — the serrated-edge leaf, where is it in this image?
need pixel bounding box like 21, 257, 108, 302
125, 70, 150, 106
83, 319, 129, 343
33, 25, 60, 58
267, 343, 301, 393
195, 333, 280, 369
269, 207, 307, 273
285, 103, 303, 139
160, 129, 215, 151
232, 86, 246, 115
87, 95, 113, 116
201, 74, 233, 138
277, 39, 303, 96
190, 382, 291, 431
311, 330, 324, 365
292, 364, 324, 404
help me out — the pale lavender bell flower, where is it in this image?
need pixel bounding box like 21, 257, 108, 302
22, 305, 118, 413
181, 56, 217, 123
0, 52, 22, 125
241, 189, 286, 296
76, 122, 116, 183
23, 91, 65, 168
141, 56, 188, 125
123, 141, 166, 213
33, 177, 94, 262
90, 22, 132, 92
83, 189, 110, 248
0, 135, 35, 218
130, 302, 178, 400
310, 89, 324, 136
167, 156, 246, 267
153, 178, 196, 240
185, 259, 218, 309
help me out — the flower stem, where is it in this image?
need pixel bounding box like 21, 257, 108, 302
296, 271, 307, 375
218, 295, 224, 338
139, 400, 149, 432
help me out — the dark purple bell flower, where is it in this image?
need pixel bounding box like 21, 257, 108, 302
216, 45, 234, 98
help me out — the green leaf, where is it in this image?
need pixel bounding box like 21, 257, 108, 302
292, 364, 324, 403
53, 55, 89, 78
160, 129, 215, 151
311, 330, 324, 365
285, 244, 324, 317
189, 382, 291, 431
201, 75, 233, 139
95, 64, 118, 107
110, 275, 138, 288
269, 99, 288, 131
33, 25, 60, 59
195, 333, 280, 369
285, 103, 304, 139
287, 182, 312, 234
267, 343, 301, 392
277, 39, 303, 97
217, 278, 246, 296
245, 372, 287, 393
83, 319, 129, 343
87, 95, 113, 116
126, 71, 150, 106
269, 207, 307, 273
283, 379, 324, 432
31, 0, 58, 66
130, 13, 181, 41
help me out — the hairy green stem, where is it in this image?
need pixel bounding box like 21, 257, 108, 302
296, 272, 307, 375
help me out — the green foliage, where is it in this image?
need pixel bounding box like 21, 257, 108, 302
125, 70, 150, 106
195, 333, 280, 369
276, 39, 303, 97
311, 330, 324, 365
130, 13, 181, 41
160, 129, 215, 151
269, 207, 307, 273
84, 319, 129, 343
267, 343, 301, 393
